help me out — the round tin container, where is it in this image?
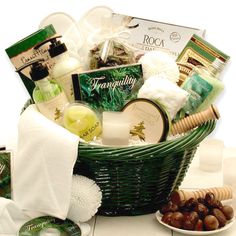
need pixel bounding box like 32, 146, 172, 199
122, 98, 170, 143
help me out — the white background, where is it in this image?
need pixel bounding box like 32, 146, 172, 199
0, 0, 236, 153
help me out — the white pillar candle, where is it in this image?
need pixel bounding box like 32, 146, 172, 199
223, 157, 236, 211
198, 139, 224, 172
102, 112, 130, 146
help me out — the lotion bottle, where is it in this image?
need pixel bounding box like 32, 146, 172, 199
35, 36, 83, 102
18, 59, 69, 125
179, 58, 225, 118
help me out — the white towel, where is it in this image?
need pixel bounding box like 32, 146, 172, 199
0, 197, 30, 235
13, 104, 81, 219
0, 197, 91, 236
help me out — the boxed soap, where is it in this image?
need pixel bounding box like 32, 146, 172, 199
72, 63, 144, 112
0, 150, 12, 199
111, 13, 205, 59
5, 25, 57, 97
177, 34, 230, 85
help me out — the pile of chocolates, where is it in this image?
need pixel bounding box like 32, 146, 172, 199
160, 192, 234, 231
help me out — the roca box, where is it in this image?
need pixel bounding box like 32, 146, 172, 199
111, 13, 205, 59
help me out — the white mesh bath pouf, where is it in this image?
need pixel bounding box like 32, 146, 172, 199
67, 175, 102, 222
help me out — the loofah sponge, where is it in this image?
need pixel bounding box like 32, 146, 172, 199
138, 51, 179, 83
67, 175, 102, 222
138, 76, 189, 119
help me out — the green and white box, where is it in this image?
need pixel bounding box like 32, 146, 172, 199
111, 13, 205, 59
72, 63, 144, 112
5, 25, 56, 97
0, 150, 12, 199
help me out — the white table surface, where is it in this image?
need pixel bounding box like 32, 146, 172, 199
86, 148, 236, 236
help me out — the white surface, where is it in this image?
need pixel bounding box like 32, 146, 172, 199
0, 0, 236, 153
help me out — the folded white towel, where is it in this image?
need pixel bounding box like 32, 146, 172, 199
0, 197, 30, 235
14, 104, 81, 219
0, 197, 91, 236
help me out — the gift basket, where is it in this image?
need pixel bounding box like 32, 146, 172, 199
74, 121, 216, 216
5, 5, 230, 222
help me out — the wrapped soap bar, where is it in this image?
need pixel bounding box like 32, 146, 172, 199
138, 76, 188, 119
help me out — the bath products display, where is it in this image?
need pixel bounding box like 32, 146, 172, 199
158, 191, 234, 232
177, 34, 230, 85
72, 63, 144, 112
2, 5, 233, 223
138, 76, 188, 119
111, 13, 205, 59
5, 25, 56, 97
68, 175, 102, 222
0, 150, 11, 199
170, 186, 233, 205
178, 58, 225, 118
18, 216, 82, 236
122, 98, 170, 143
63, 102, 102, 141
171, 105, 219, 135
102, 111, 131, 146
17, 59, 69, 125
35, 36, 83, 102
138, 51, 180, 83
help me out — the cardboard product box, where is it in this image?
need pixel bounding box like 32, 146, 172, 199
5, 25, 57, 98
177, 34, 230, 85
72, 63, 144, 112
0, 150, 12, 199
111, 13, 205, 59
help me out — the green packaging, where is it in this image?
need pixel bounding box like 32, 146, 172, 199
19, 216, 81, 236
0, 150, 12, 199
177, 34, 230, 85
5, 25, 56, 97
72, 63, 144, 112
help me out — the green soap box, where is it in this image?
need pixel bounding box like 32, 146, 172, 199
72, 63, 144, 112
177, 34, 230, 85
5, 25, 56, 98
0, 150, 12, 199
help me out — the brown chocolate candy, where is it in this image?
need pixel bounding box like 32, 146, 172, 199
221, 205, 234, 220
204, 215, 219, 231
212, 208, 227, 227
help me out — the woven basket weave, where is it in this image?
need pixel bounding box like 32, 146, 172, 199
73, 120, 216, 216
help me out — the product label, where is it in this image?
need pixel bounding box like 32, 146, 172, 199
181, 74, 213, 114
72, 64, 144, 112
36, 92, 68, 125
10, 43, 55, 78
122, 99, 169, 143
177, 34, 230, 84
111, 13, 205, 59
55, 67, 83, 102
0, 151, 12, 199
19, 216, 81, 236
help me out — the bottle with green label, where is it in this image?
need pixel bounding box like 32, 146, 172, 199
177, 58, 225, 119
35, 36, 83, 102
18, 59, 69, 125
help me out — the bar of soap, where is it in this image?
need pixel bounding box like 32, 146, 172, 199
138, 51, 179, 83
138, 76, 188, 119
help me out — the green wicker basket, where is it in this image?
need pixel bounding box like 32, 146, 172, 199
73, 120, 216, 216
